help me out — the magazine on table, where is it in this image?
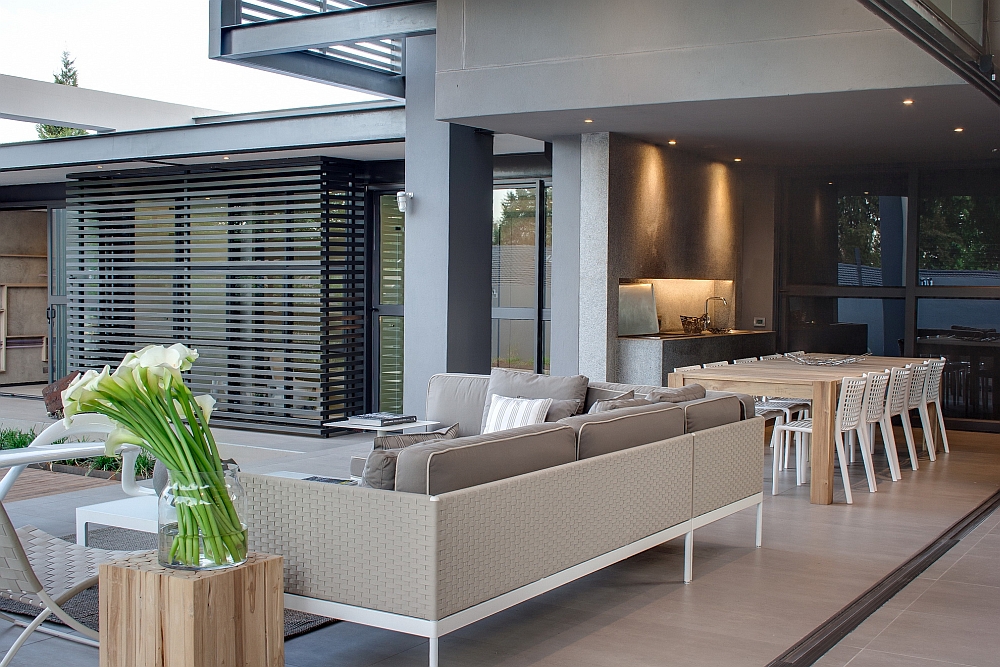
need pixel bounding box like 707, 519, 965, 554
347, 412, 418, 427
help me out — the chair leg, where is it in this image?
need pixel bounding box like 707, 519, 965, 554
795, 438, 804, 486
856, 427, 878, 493
848, 430, 856, 463
934, 398, 950, 454
772, 427, 782, 495
880, 417, 901, 481
0, 607, 51, 667
917, 404, 937, 461
900, 410, 919, 470
834, 431, 853, 504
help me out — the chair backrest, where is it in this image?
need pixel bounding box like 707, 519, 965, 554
703, 361, 730, 368
29, 413, 114, 447
907, 363, 929, 409
760, 354, 783, 360
861, 372, 889, 424
0, 501, 42, 595
785, 351, 805, 356
885, 367, 911, 417
835, 376, 868, 432
674, 365, 701, 372
733, 357, 758, 364
924, 358, 945, 402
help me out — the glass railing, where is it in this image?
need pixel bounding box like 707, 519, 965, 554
236, 1, 404, 74
922, 0, 987, 47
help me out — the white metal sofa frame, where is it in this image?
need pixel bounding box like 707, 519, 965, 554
243, 418, 765, 667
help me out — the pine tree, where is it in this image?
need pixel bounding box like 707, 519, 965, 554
36, 52, 89, 139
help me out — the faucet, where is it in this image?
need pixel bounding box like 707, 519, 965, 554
704, 296, 728, 327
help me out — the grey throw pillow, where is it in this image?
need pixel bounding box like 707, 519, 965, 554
373, 423, 459, 450
589, 396, 652, 414
647, 385, 707, 403
544, 398, 582, 422
482, 368, 589, 430
583, 386, 634, 413
361, 448, 404, 490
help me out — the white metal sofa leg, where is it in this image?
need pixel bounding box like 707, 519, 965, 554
756, 502, 763, 548
429, 635, 439, 667
684, 531, 693, 583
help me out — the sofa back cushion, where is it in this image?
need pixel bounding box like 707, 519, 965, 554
394, 423, 576, 495
426, 373, 490, 437
481, 369, 589, 430
647, 385, 707, 403
681, 395, 742, 432
559, 403, 684, 459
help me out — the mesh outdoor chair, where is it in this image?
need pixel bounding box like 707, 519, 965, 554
923, 358, 950, 455
703, 361, 730, 367
760, 354, 783, 360
733, 357, 758, 364
906, 363, 935, 461
885, 367, 920, 471
0, 500, 131, 666
674, 365, 701, 372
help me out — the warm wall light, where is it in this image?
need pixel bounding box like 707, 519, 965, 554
733, 158, 742, 162
584, 119, 594, 123
903, 99, 914, 105
668, 139, 677, 145
954, 127, 964, 132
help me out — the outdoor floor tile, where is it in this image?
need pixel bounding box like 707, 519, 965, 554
285, 622, 423, 667
865, 607, 1000, 667
812, 643, 863, 667
845, 648, 978, 667
965, 532, 1000, 558
937, 554, 1000, 588
905, 579, 1000, 620
838, 605, 905, 649
2, 636, 99, 667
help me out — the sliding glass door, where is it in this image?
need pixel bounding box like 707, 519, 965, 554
371, 192, 405, 413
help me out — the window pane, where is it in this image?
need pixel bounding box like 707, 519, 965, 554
543, 186, 552, 310
493, 187, 536, 308
542, 319, 551, 374
379, 194, 404, 305
378, 315, 403, 413
785, 296, 904, 355
916, 298, 1000, 421
919, 195, 1000, 286
491, 318, 535, 370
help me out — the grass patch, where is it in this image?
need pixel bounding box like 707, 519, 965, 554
0, 426, 156, 478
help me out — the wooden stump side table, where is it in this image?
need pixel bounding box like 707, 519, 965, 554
99, 551, 284, 667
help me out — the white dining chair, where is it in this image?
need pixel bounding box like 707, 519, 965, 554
922, 358, 950, 455
906, 363, 935, 461
733, 357, 758, 364
703, 361, 730, 368
674, 365, 702, 372
773, 375, 866, 503
885, 367, 920, 471
761, 354, 783, 360
859, 371, 900, 483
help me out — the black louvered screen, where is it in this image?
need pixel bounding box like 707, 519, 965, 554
66, 158, 367, 435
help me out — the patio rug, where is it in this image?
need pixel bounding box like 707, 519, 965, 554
0, 527, 335, 640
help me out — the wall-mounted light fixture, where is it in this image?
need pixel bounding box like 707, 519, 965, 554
396, 191, 413, 213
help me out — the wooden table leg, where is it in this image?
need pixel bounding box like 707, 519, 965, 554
809, 380, 837, 505
667, 372, 682, 388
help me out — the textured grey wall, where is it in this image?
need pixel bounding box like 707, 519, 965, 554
550, 136, 581, 376
435, 0, 959, 122
579, 133, 743, 380
737, 167, 777, 331
403, 35, 493, 416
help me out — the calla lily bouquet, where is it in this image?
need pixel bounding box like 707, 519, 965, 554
63, 344, 247, 567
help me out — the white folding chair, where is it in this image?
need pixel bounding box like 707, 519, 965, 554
858, 371, 899, 483
703, 361, 730, 368
733, 357, 758, 364
0, 499, 131, 666
784, 351, 805, 356
922, 358, 950, 455
761, 354, 783, 360
885, 367, 920, 471
773, 375, 866, 503
905, 363, 935, 461
674, 365, 702, 372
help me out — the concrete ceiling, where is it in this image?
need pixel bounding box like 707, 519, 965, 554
458, 83, 1000, 167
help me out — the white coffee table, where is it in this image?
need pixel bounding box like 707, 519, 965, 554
323, 419, 440, 435
76, 495, 158, 546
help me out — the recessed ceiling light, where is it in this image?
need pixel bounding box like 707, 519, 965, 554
864, 191, 869, 195
903, 99, 914, 105
733, 158, 742, 162
668, 139, 677, 145
222, 156, 230, 160
828, 182, 834, 185
954, 127, 964, 132
96, 165, 103, 169
584, 119, 594, 123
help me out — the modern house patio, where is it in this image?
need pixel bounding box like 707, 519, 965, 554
0, 392, 998, 667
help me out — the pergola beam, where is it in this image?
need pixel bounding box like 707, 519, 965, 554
238, 51, 406, 99
220, 1, 436, 59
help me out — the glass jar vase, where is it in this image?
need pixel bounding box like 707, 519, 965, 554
158, 463, 248, 570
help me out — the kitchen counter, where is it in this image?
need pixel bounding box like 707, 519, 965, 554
618, 330, 777, 386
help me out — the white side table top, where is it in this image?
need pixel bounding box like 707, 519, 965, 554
323, 420, 440, 434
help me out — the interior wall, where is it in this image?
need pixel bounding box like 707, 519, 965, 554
579, 133, 743, 380
0, 209, 48, 385
738, 167, 777, 330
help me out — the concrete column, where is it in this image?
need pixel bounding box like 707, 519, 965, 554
737, 167, 776, 331
402, 34, 493, 416
578, 132, 615, 382
550, 136, 582, 376
880, 195, 906, 356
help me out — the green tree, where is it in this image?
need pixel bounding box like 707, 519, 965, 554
493, 189, 536, 246
838, 195, 881, 267
919, 196, 1000, 270
36, 51, 90, 139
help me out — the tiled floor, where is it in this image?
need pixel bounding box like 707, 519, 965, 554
0, 401, 997, 666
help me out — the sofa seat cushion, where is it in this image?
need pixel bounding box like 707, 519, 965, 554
482, 369, 589, 431
373, 423, 459, 450
483, 395, 552, 434
681, 395, 742, 432
559, 403, 685, 459
394, 423, 576, 495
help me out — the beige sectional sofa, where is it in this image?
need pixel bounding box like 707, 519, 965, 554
242, 371, 764, 667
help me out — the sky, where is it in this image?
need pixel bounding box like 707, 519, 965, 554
0, 0, 379, 144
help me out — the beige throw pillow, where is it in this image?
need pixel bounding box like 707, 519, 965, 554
482, 395, 552, 434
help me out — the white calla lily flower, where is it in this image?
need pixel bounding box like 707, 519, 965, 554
194, 394, 216, 423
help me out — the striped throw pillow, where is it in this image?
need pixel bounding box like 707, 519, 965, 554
482, 395, 552, 434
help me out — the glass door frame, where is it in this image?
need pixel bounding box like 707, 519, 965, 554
365, 186, 405, 413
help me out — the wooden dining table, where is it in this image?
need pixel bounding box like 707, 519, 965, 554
668, 354, 939, 505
